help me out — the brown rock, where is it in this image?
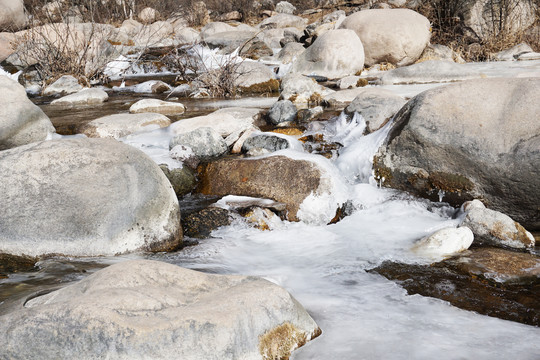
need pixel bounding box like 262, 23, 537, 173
370, 251, 540, 326
452, 247, 540, 283
181, 207, 232, 238
197, 156, 322, 221
0, 253, 37, 278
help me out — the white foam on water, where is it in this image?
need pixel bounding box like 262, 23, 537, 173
164, 112, 540, 358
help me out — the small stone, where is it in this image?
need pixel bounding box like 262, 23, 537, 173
460, 200, 535, 249
51, 88, 108, 106
412, 227, 474, 259
242, 134, 291, 153
129, 99, 185, 115
268, 100, 297, 125
42, 75, 83, 96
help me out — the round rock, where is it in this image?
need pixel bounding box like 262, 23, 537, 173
268, 100, 297, 125
0, 138, 182, 257
81, 113, 171, 139
129, 99, 186, 115
374, 78, 540, 230
291, 29, 364, 79
169, 127, 228, 160
0, 75, 55, 150
51, 88, 109, 106
0, 259, 320, 359
340, 9, 431, 66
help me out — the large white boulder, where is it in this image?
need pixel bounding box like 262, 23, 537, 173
0, 76, 55, 150
81, 113, 171, 139
339, 9, 431, 66
374, 78, 540, 230
0, 138, 182, 257
0, 0, 27, 31
0, 260, 320, 359
291, 29, 364, 79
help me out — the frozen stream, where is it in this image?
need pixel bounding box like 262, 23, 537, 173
153, 122, 540, 359
1, 59, 540, 358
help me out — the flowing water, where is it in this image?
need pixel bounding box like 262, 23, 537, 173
2, 60, 540, 358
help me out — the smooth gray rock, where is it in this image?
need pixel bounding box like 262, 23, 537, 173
0, 138, 182, 257
42, 75, 83, 96
0, 76, 55, 150
276, 1, 296, 14
419, 44, 465, 63
268, 100, 297, 125
51, 88, 109, 106
377, 60, 484, 85
258, 13, 308, 30
234, 61, 277, 92
0, 0, 26, 31
80, 113, 171, 139
291, 29, 364, 79
280, 73, 334, 104
277, 42, 305, 64
204, 30, 258, 49
459, 200, 535, 249
129, 99, 185, 115
0, 259, 320, 360
242, 133, 291, 153
493, 43, 534, 61
340, 9, 430, 66
170, 107, 262, 138
199, 21, 236, 40
174, 27, 199, 44
374, 78, 540, 230
345, 88, 406, 133
169, 127, 228, 160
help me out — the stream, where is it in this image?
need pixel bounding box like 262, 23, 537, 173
1, 60, 540, 359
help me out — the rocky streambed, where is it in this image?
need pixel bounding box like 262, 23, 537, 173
1, 4, 540, 358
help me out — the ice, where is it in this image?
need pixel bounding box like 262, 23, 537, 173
335, 115, 392, 184
0, 66, 21, 82
103, 55, 131, 79
159, 99, 540, 358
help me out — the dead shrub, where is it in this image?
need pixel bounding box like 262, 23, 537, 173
163, 42, 245, 97
419, 0, 540, 61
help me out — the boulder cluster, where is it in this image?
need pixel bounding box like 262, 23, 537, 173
0, 0, 539, 358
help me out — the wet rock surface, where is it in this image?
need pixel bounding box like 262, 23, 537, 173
0, 254, 37, 278
370, 247, 540, 326
197, 155, 323, 222
0, 138, 182, 257
374, 77, 540, 230
181, 207, 233, 239
0, 260, 321, 360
